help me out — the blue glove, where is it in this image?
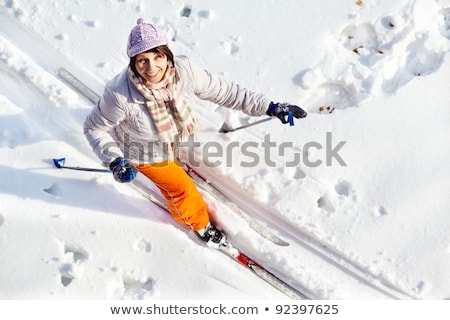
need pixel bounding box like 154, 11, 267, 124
267, 102, 307, 125
109, 157, 138, 183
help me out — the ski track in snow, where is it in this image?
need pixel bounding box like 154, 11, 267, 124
185, 0, 450, 299
0, 6, 290, 299
201, 0, 450, 299
1, 0, 450, 299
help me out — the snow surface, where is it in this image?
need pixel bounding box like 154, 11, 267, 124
1, 0, 450, 300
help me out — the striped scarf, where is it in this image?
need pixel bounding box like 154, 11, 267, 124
128, 66, 196, 159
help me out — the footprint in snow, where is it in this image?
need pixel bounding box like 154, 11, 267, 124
43, 182, 62, 197
335, 180, 352, 198
58, 242, 89, 287
373, 205, 388, 217
221, 36, 241, 55
382, 38, 444, 94
122, 276, 155, 299
85, 21, 100, 28
179, 4, 213, 19
135, 239, 152, 253
317, 192, 336, 214
60, 264, 75, 287
441, 8, 450, 39
317, 179, 354, 214
180, 5, 192, 18
198, 10, 212, 19
413, 280, 430, 295
64, 243, 89, 263
0, 214, 4, 226
293, 167, 306, 180
342, 22, 381, 59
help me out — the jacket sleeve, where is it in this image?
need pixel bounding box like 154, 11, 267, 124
177, 57, 271, 116
83, 84, 125, 165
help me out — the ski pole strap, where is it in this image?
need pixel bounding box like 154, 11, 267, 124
288, 110, 294, 126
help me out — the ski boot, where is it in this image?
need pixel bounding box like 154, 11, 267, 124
196, 222, 227, 248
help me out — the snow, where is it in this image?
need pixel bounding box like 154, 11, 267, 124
1, 0, 450, 302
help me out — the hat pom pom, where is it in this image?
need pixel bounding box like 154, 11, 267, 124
137, 18, 144, 24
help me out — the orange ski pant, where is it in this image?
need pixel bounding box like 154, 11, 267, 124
135, 161, 210, 232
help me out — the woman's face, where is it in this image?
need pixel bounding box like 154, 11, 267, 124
134, 51, 168, 84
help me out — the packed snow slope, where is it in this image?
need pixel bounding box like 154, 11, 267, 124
1, 0, 450, 299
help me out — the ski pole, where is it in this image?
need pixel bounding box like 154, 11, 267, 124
52, 157, 111, 173
218, 117, 272, 134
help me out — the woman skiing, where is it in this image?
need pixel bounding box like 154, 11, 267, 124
83, 18, 307, 248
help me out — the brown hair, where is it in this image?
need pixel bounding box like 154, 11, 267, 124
129, 45, 174, 77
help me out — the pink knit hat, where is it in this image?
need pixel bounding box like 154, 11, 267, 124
127, 18, 168, 57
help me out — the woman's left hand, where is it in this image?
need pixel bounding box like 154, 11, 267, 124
267, 102, 307, 125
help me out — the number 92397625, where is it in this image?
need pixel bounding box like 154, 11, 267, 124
275, 304, 339, 315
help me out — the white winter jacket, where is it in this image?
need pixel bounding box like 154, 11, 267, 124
83, 56, 271, 165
